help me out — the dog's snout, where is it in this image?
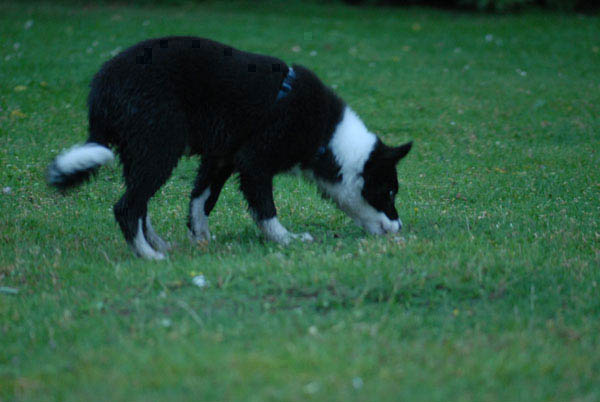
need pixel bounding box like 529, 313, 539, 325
380, 222, 387, 234
380, 219, 402, 234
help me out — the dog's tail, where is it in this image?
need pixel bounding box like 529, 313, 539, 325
47, 142, 114, 191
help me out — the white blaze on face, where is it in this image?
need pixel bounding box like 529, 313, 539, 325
316, 107, 401, 235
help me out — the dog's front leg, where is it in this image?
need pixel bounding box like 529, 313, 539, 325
239, 173, 313, 245
258, 218, 314, 245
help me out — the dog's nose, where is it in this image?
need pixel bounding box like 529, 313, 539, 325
390, 219, 401, 233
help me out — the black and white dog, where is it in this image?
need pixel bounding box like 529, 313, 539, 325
48, 37, 412, 259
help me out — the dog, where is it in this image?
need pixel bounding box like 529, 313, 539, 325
48, 37, 412, 259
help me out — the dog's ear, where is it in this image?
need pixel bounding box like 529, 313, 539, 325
387, 141, 412, 164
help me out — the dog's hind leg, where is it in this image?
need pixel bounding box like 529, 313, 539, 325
188, 160, 233, 243
113, 120, 186, 259
114, 161, 180, 260
144, 215, 171, 253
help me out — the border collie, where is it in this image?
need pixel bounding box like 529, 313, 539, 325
48, 37, 412, 259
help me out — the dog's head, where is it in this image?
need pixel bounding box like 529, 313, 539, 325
325, 140, 412, 235
357, 140, 412, 234
317, 108, 412, 235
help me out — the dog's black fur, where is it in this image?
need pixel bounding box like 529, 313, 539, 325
88, 37, 344, 243
49, 36, 411, 257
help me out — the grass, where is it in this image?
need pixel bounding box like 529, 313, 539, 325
1, 1, 599, 400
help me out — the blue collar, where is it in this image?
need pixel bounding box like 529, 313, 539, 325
276, 67, 296, 101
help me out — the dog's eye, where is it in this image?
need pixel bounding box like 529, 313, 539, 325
389, 190, 394, 199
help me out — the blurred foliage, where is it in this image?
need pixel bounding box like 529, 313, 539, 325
342, 0, 598, 11
20, 0, 598, 12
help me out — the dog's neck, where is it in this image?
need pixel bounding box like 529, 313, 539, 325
276, 67, 296, 102
328, 107, 377, 179
302, 106, 378, 207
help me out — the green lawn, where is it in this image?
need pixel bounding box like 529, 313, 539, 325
1, 1, 599, 401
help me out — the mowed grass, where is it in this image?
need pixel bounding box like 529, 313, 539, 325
1, 1, 599, 400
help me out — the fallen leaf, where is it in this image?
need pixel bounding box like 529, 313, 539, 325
10, 109, 27, 118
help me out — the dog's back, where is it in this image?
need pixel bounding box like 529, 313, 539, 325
88, 37, 290, 156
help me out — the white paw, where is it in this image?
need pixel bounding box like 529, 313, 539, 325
144, 216, 171, 253
259, 218, 313, 245
148, 236, 171, 253
188, 227, 213, 244
292, 232, 314, 242
149, 251, 166, 260
278, 234, 292, 246
276, 232, 314, 245
132, 244, 166, 260
133, 218, 167, 260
